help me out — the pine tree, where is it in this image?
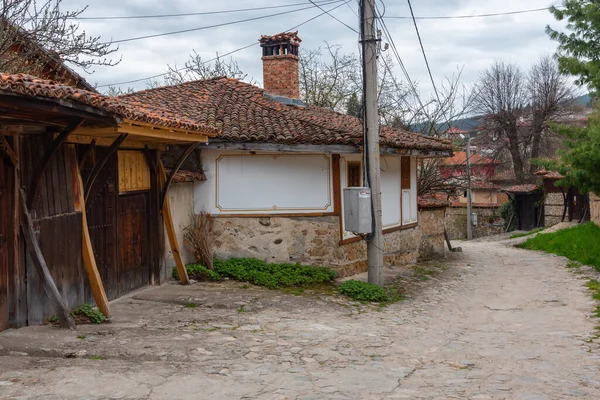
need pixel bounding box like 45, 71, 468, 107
547, 1, 600, 92
346, 92, 363, 118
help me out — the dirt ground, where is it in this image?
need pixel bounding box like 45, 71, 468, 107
1, 238, 600, 399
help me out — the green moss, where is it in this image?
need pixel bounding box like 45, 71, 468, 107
521, 222, 600, 272
173, 264, 223, 282
71, 304, 106, 324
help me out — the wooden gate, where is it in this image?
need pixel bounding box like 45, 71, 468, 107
118, 193, 149, 295
82, 148, 152, 300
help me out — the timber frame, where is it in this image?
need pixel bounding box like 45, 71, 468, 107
0, 91, 214, 331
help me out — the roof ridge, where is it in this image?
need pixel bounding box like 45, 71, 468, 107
118, 75, 230, 99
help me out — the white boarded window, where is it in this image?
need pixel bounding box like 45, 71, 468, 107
381, 157, 401, 227
214, 154, 332, 213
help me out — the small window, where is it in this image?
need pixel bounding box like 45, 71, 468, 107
401, 157, 411, 189
347, 162, 362, 187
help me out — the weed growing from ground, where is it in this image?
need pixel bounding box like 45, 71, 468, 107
71, 304, 106, 324
339, 280, 391, 302
184, 303, 197, 308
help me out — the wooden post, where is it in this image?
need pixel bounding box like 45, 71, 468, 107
158, 160, 190, 285
69, 145, 111, 318
19, 189, 76, 330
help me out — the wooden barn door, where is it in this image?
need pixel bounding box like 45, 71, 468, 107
118, 193, 149, 295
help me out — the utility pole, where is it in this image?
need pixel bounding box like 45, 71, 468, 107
465, 136, 473, 240
361, 0, 384, 286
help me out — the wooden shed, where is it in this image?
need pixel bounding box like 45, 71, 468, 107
0, 74, 216, 330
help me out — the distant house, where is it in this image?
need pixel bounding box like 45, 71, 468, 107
123, 32, 453, 277
535, 169, 590, 226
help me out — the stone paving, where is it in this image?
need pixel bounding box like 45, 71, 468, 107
1, 240, 600, 399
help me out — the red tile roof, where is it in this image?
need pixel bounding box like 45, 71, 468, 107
445, 126, 468, 135
505, 184, 539, 194
534, 169, 565, 180
491, 170, 516, 182
260, 31, 302, 45
444, 152, 498, 166
121, 77, 452, 152
0, 73, 219, 135
418, 192, 450, 209
471, 180, 501, 191
167, 169, 207, 183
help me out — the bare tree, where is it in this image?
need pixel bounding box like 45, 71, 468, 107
0, 0, 118, 77
105, 85, 135, 96
527, 54, 575, 174
473, 61, 528, 182
148, 51, 254, 88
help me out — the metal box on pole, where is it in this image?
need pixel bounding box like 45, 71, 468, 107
343, 187, 372, 234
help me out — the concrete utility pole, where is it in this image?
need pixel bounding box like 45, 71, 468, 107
361, 0, 384, 286
465, 136, 473, 240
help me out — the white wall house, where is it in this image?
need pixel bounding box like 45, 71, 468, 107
194, 150, 419, 240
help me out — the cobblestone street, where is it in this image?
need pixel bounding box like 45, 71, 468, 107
1, 240, 600, 399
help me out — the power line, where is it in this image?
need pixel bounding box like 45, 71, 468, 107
107, 1, 345, 44
308, 0, 358, 33
405, 0, 450, 130
71, 0, 339, 20
98, 0, 351, 88
385, 6, 563, 20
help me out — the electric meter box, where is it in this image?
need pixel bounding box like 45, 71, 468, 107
343, 187, 372, 234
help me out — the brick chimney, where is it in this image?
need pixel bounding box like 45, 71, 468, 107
259, 31, 301, 99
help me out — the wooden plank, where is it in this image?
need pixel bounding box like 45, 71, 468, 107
65, 134, 168, 151
0, 158, 8, 331
63, 145, 75, 213
11, 135, 27, 328
332, 154, 342, 216
70, 145, 111, 318
19, 189, 76, 330
158, 160, 190, 285
147, 150, 163, 284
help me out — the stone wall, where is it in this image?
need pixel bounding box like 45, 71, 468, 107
545, 192, 564, 227
591, 193, 600, 227
210, 212, 444, 278
418, 207, 446, 260
445, 205, 504, 240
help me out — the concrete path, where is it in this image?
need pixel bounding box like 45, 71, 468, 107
1, 241, 600, 399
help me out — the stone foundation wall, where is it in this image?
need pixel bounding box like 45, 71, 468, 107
211, 211, 444, 278
545, 192, 564, 227
591, 193, 600, 227
445, 206, 504, 240
418, 207, 446, 260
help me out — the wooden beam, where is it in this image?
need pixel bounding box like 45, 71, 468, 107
142, 145, 157, 173
0, 136, 18, 166
65, 134, 168, 151
122, 119, 217, 138
161, 142, 201, 209
84, 133, 128, 201
27, 118, 84, 208
72, 122, 210, 144
158, 160, 190, 285
19, 189, 77, 330
78, 139, 96, 170
69, 145, 111, 318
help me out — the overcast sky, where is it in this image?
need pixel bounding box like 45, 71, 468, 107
60, 0, 566, 99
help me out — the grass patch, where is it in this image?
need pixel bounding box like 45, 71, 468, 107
89, 354, 104, 360
71, 304, 106, 324
586, 280, 600, 301
76, 335, 86, 340
413, 266, 435, 281
510, 227, 545, 239
183, 303, 197, 308
520, 222, 600, 272
213, 258, 337, 289
172, 264, 222, 282
339, 280, 391, 302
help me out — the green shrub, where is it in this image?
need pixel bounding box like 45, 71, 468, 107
213, 258, 336, 289
338, 280, 391, 302
71, 304, 106, 324
500, 199, 518, 232
172, 264, 222, 282
521, 222, 600, 272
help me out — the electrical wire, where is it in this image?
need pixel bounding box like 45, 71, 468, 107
307, 0, 358, 33
71, 0, 340, 20
385, 6, 564, 20
106, 1, 346, 44
97, 0, 351, 88
405, 0, 451, 132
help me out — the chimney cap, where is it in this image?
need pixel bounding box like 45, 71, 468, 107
259, 31, 302, 46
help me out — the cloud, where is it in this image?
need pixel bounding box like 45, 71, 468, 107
59, 0, 568, 99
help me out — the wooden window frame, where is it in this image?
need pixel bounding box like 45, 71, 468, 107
347, 161, 362, 187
